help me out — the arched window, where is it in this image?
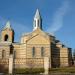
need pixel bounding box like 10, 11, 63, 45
2, 50, 6, 59
32, 47, 35, 57
4, 34, 9, 41
41, 47, 44, 57
34, 20, 36, 28
38, 20, 39, 26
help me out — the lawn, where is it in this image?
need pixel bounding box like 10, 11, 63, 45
50, 67, 75, 73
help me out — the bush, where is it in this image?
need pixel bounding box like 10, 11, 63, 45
49, 67, 75, 73
14, 68, 44, 74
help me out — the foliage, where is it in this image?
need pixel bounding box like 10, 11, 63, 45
2, 67, 75, 74
50, 67, 75, 73
0, 64, 8, 73
14, 68, 44, 74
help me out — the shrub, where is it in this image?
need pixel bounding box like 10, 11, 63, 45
14, 68, 44, 74
49, 67, 75, 73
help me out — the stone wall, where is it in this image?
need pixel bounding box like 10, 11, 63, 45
0, 58, 44, 69
14, 58, 44, 68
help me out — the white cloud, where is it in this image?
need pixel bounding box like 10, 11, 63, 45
11, 21, 30, 41
47, 0, 69, 33
0, 16, 7, 30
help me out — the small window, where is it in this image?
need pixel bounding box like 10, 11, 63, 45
41, 47, 44, 57
34, 20, 36, 27
2, 50, 6, 59
4, 34, 9, 41
38, 20, 39, 26
32, 47, 35, 57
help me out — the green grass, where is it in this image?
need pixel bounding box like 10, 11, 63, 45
13, 67, 75, 74
50, 67, 75, 73
3, 67, 75, 74
14, 68, 44, 74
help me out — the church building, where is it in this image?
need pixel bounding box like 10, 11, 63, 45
0, 9, 72, 69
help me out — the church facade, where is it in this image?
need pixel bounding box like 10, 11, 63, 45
0, 9, 72, 69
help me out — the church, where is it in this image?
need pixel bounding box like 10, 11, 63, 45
0, 9, 72, 69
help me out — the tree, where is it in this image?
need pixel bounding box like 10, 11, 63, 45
73, 49, 75, 60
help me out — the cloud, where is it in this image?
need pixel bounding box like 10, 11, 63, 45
0, 17, 7, 30
47, 0, 69, 33
11, 21, 30, 42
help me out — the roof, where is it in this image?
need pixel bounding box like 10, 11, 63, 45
34, 9, 41, 19
3, 21, 12, 30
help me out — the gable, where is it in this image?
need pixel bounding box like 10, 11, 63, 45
27, 34, 50, 44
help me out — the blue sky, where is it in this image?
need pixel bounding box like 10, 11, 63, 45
0, 0, 75, 50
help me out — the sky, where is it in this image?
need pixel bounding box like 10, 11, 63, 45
0, 0, 75, 51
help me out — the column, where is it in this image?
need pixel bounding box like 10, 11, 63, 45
9, 54, 13, 74
44, 57, 49, 74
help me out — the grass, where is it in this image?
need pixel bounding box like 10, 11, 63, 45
50, 67, 75, 73
14, 68, 44, 74
2, 67, 75, 74
13, 67, 75, 74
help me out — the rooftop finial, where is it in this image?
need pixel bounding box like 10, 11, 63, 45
4, 21, 12, 29
34, 9, 41, 19
33, 9, 42, 31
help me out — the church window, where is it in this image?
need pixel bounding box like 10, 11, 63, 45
38, 20, 39, 26
4, 34, 9, 41
41, 47, 44, 57
35, 20, 36, 27
2, 50, 6, 59
32, 47, 35, 57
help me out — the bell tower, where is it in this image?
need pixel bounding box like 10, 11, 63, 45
1, 21, 14, 43
33, 9, 42, 31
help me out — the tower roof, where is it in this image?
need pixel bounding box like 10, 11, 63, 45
4, 21, 12, 30
34, 9, 41, 19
